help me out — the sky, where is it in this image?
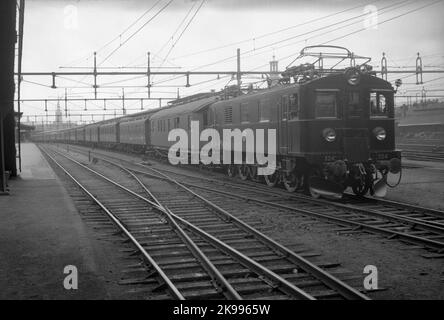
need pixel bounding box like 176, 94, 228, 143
18, 0, 444, 124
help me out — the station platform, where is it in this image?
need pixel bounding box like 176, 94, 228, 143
0, 143, 117, 299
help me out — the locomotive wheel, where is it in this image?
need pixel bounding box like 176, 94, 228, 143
352, 180, 370, 196
227, 165, 236, 178
264, 171, 279, 187
283, 172, 301, 193
248, 165, 260, 182
309, 188, 321, 199
238, 164, 249, 181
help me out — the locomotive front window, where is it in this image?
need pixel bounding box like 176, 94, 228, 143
370, 91, 389, 117
315, 91, 337, 118
347, 91, 362, 117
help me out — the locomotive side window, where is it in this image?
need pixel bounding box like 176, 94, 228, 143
370, 91, 389, 117
240, 103, 249, 123
258, 99, 270, 122
347, 91, 362, 117
281, 96, 289, 120
289, 94, 299, 119
315, 91, 337, 118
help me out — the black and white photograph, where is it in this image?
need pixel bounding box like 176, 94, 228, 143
1, 0, 443, 308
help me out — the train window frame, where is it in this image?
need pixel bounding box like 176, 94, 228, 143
240, 102, 250, 123
314, 89, 339, 119
289, 93, 299, 120
347, 91, 362, 118
281, 96, 289, 120
370, 90, 392, 118
259, 99, 270, 122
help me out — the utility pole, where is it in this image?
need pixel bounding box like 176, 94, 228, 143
147, 52, 151, 99
236, 48, 241, 93
17, 0, 25, 173
0, 0, 17, 194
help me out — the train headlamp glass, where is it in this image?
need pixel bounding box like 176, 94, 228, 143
373, 127, 386, 141
322, 128, 336, 142
345, 68, 361, 86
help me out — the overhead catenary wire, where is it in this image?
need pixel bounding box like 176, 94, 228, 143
151, 0, 414, 87
171, 0, 379, 60
99, 0, 174, 66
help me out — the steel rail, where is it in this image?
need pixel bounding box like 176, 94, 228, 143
176, 180, 444, 251
39, 147, 185, 300
112, 162, 444, 251
61, 144, 444, 249
66, 146, 369, 300
85, 155, 317, 300
119, 164, 369, 300
146, 165, 444, 231
99, 158, 243, 300
57, 144, 444, 233
47, 146, 316, 300
45, 146, 241, 300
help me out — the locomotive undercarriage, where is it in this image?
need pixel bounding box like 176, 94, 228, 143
221, 152, 401, 199
304, 153, 402, 199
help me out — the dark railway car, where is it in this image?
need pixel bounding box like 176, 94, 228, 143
99, 120, 120, 148
150, 95, 218, 157
85, 124, 100, 145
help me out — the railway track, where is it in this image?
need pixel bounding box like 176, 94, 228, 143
40, 145, 369, 300
397, 143, 444, 162
55, 144, 444, 253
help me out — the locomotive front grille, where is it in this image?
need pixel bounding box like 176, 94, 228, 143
343, 137, 369, 163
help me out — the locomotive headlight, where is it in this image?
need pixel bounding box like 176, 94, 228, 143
322, 128, 336, 142
373, 127, 386, 141
345, 68, 361, 86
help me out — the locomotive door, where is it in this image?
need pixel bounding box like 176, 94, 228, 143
278, 96, 289, 154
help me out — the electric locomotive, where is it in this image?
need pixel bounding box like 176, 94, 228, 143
209, 45, 402, 198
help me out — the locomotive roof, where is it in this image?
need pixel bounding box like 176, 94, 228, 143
150, 96, 218, 120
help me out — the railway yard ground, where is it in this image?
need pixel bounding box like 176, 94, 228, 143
1, 142, 443, 300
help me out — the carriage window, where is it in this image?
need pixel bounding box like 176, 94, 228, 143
187, 115, 192, 129
315, 92, 337, 118
259, 100, 270, 122
174, 117, 180, 128
370, 92, 389, 117
347, 91, 362, 117
289, 94, 299, 119
240, 103, 249, 123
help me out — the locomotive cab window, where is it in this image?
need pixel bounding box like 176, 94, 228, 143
370, 91, 390, 117
347, 91, 362, 117
315, 90, 338, 118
